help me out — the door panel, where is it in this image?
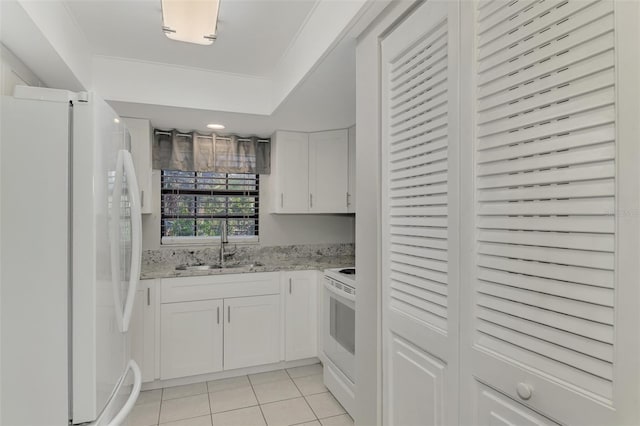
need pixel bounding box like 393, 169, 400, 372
160, 300, 223, 379
387, 333, 446, 426
224, 295, 281, 370
381, 1, 460, 424
274, 131, 309, 212
467, 1, 628, 424
476, 384, 559, 426
284, 271, 317, 361
308, 130, 349, 213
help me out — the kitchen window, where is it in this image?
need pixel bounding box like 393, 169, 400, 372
161, 170, 259, 244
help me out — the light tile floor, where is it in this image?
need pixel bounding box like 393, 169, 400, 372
129, 363, 353, 426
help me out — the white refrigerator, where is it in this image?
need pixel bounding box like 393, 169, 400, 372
1, 86, 143, 425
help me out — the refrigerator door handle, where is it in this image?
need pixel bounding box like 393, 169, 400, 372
120, 150, 142, 333
110, 149, 143, 333
91, 359, 142, 426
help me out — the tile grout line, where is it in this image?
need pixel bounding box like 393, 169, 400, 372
206, 379, 213, 425
156, 387, 164, 426
286, 368, 320, 423
248, 374, 270, 426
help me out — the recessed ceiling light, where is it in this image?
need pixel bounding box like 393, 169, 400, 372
114, 118, 120, 123
207, 123, 225, 130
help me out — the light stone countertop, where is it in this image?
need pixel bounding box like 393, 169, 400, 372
140, 255, 355, 280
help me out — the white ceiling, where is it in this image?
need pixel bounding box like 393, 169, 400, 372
64, 0, 318, 77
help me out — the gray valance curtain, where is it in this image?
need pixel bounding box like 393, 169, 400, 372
152, 130, 271, 174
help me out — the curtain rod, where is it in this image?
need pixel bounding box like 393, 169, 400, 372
154, 130, 270, 143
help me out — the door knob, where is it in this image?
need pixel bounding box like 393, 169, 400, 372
516, 382, 533, 400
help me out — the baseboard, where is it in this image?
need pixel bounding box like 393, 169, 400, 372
141, 357, 320, 391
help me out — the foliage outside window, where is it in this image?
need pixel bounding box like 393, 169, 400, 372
161, 170, 259, 244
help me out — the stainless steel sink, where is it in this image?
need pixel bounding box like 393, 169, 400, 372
175, 262, 264, 271
175, 264, 222, 271
222, 262, 265, 269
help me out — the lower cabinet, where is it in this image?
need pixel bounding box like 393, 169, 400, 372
129, 279, 157, 383
223, 295, 281, 370
160, 294, 282, 379
283, 271, 317, 360
160, 299, 224, 380
150, 270, 318, 381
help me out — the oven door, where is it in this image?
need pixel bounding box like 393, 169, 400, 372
323, 278, 356, 383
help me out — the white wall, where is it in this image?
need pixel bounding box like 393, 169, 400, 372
141, 171, 355, 251
354, 2, 417, 425
0, 44, 43, 95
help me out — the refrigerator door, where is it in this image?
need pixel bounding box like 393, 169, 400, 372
1, 93, 72, 426
73, 94, 140, 423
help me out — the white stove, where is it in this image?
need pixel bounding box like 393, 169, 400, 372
324, 267, 356, 297
322, 266, 356, 416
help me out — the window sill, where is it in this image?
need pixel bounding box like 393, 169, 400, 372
161, 236, 260, 247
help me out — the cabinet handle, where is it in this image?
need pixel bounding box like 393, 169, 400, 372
146, 287, 150, 306
346, 192, 350, 207
217, 306, 220, 324
310, 193, 313, 208
289, 278, 292, 294
281, 193, 284, 208
228, 306, 231, 323
141, 190, 145, 208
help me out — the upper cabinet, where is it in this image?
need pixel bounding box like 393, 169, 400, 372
272, 131, 310, 213
122, 117, 153, 214
347, 126, 356, 213
271, 129, 353, 214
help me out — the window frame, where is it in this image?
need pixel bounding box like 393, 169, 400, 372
160, 170, 260, 246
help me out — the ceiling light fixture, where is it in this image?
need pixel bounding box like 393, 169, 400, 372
207, 123, 225, 130
161, 0, 220, 45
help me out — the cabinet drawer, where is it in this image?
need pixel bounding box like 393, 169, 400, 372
161, 272, 280, 303
476, 383, 560, 426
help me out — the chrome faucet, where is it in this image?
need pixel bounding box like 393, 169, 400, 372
219, 220, 228, 267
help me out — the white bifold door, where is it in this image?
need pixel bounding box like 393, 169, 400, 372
380, 2, 460, 425
461, 0, 640, 424
379, 0, 640, 425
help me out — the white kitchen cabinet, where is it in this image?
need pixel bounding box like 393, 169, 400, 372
122, 117, 153, 214
272, 131, 310, 213
271, 129, 350, 214
160, 299, 223, 380
129, 280, 158, 383
309, 129, 349, 213
223, 295, 281, 370
283, 271, 317, 360
347, 126, 356, 213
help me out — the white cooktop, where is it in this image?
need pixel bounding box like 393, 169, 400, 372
324, 267, 356, 288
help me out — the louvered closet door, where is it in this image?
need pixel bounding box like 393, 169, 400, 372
468, 0, 638, 424
381, 2, 459, 425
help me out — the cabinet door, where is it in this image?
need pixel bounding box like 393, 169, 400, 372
129, 281, 157, 383
347, 126, 356, 213
160, 299, 223, 380
224, 295, 281, 370
283, 271, 317, 360
122, 117, 153, 214
273, 131, 309, 212
308, 129, 349, 213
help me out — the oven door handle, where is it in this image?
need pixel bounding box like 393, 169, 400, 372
323, 279, 356, 303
